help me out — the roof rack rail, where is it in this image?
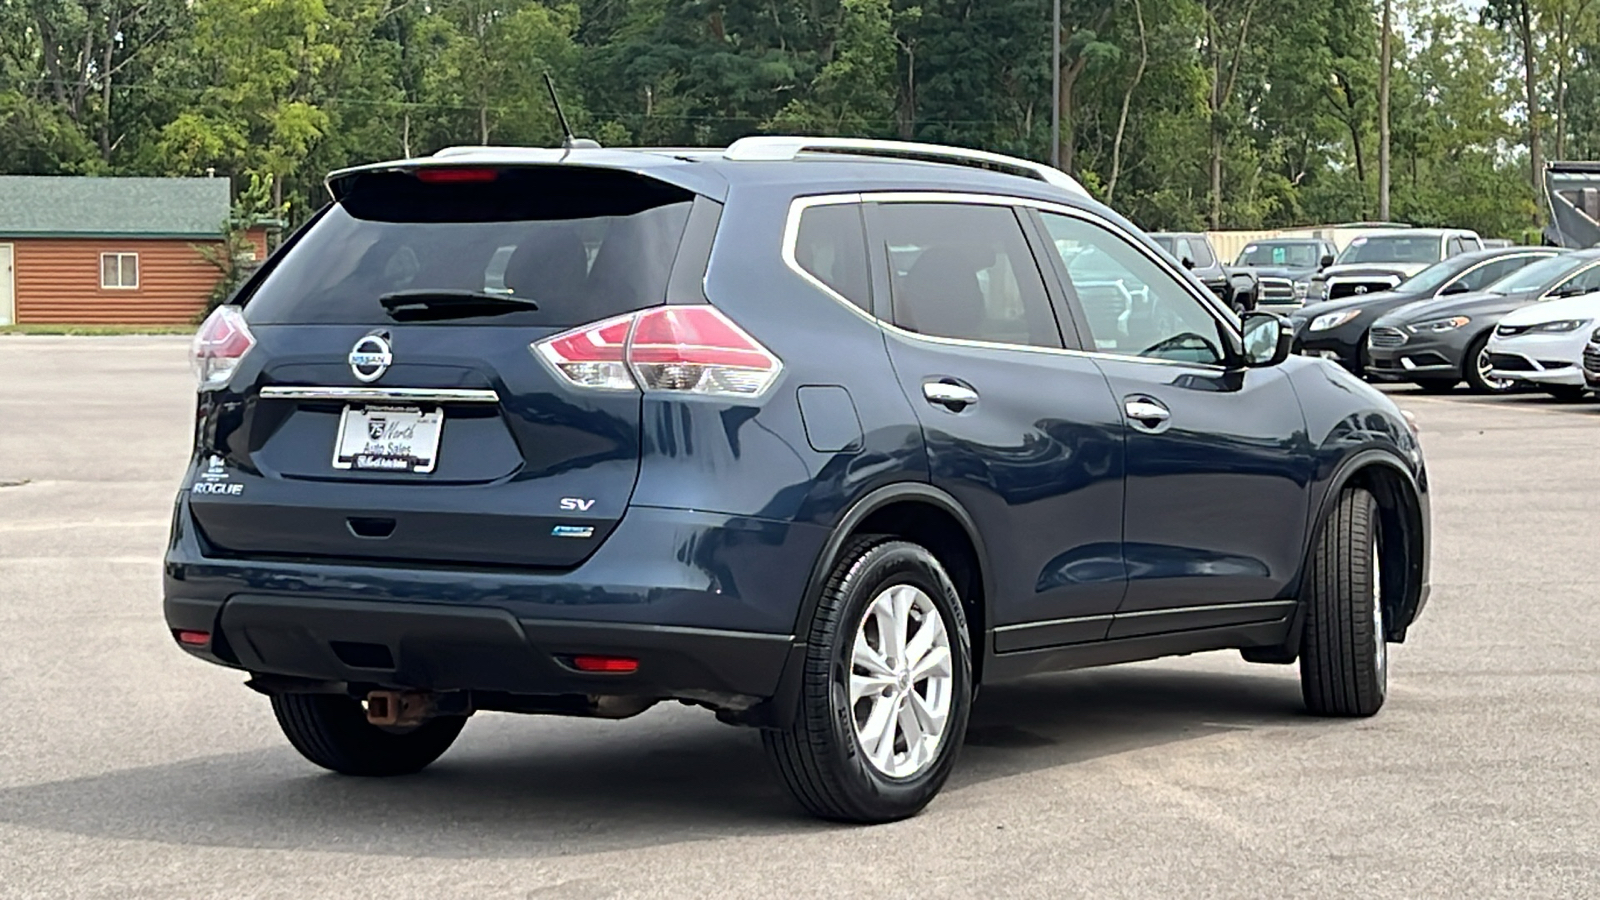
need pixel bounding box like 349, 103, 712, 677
723, 136, 1090, 199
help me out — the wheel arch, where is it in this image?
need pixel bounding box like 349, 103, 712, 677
1250, 450, 1426, 667
753, 482, 992, 730
1461, 326, 1497, 380
1309, 451, 1428, 643
806, 483, 992, 670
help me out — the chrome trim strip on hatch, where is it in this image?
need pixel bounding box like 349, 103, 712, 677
257, 386, 500, 404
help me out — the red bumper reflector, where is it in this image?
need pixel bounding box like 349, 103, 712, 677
175, 630, 211, 647
571, 655, 639, 673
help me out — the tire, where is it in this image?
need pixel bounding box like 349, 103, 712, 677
1299, 487, 1387, 718
271, 692, 467, 776
762, 538, 973, 823
1463, 333, 1514, 394
1411, 378, 1457, 394
1543, 384, 1588, 402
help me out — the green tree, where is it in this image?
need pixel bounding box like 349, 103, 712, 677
766, 0, 900, 135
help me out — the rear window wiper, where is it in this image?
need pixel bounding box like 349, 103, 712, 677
378, 289, 539, 321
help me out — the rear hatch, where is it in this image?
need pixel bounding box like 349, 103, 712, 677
189, 164, 713, 567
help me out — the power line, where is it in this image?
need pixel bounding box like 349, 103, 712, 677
23, 77, 1038, 126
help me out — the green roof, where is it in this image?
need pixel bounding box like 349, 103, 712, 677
0, 176, 230, 238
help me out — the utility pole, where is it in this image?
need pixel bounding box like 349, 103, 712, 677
1378, 0, 1392, 221
1051, 0, 1061, 169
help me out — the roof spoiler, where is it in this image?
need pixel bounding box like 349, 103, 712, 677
1544, 161, 1600, 248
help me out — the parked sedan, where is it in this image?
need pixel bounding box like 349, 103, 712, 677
1366, 249, 1600, 393
1290, 247, 1561, 375
1484, 292, 1600, 400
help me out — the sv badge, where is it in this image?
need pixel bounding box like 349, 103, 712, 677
559, 497, 597, 511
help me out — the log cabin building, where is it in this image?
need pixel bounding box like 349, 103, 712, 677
0, 176, 269, 326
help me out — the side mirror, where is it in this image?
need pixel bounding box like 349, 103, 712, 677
1181, 257, 1197, 270
1440, 281, 1471, 296
1229, 272, 1258, 311
1319, 254, 1335, 269
1239, 311, 1293, 368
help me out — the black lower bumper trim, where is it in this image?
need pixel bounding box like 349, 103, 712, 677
183, 595, 793, 701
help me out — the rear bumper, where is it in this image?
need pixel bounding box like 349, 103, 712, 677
164, 498, 825, 703
167, 594, 795, 701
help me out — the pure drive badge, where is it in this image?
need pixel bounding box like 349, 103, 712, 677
349, 333, 393, 383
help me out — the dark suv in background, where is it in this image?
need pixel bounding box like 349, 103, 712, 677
1231, 237, 1338, 307
171, 137, 1431, 823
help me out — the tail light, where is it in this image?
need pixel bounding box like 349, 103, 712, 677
533, 306, 782, 397
192, 306, 256, 389
534, 313, 636, 390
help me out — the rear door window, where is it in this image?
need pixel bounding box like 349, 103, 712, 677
877, 203, 1061, 349
792, 202, 871, 312
243, 167, 697, 327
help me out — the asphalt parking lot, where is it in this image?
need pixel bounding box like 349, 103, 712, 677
1, 335, 1597, 899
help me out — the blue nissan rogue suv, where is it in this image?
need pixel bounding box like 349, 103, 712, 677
168, 137, 1431, 823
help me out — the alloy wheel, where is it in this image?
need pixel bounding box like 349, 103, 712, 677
1477, 346, 1514, 392
849, 583, 955, 779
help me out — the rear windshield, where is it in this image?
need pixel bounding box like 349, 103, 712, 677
243, 167, 696, 326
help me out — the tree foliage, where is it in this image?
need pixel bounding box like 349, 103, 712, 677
0, 0, 1586, 237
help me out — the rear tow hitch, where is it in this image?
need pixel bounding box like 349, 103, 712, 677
364, 690, 471, 727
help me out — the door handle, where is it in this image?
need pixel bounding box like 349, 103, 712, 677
1123, 396, 1171, 432
923, 380, 979, 411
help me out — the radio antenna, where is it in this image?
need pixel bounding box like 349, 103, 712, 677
544, 73, 597, 150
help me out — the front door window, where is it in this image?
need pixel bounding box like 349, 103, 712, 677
1039, 213, 1228, 365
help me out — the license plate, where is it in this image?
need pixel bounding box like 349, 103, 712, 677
333, 405, 444, 473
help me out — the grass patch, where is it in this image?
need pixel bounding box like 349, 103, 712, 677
0, 323, 195, 336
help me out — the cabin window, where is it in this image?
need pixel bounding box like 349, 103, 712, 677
101, 252, 139, 289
